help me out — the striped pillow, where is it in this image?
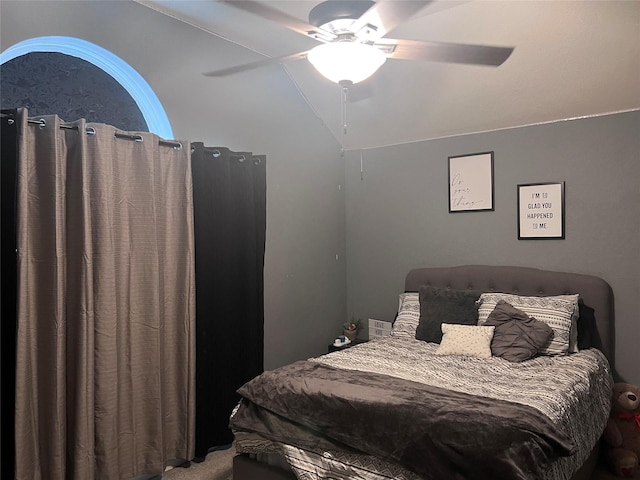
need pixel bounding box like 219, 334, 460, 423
390, 293, 420, 340
477, 293, 579, 355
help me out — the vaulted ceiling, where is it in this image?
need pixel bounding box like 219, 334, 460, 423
2, 1, 638, 151
133, 0, 640, 151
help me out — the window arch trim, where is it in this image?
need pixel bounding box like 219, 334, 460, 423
1, 36, 173, 139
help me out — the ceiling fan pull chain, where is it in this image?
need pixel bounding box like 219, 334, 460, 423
341, 83, 348, 135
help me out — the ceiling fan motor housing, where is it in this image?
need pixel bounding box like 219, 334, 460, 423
309, 0, 375, 30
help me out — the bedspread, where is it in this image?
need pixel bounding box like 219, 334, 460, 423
234, 365, 568, 479
231, 337, 612, 480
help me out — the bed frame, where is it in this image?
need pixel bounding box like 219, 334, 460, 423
405, 265, 614, 363
234, 265, 615, 480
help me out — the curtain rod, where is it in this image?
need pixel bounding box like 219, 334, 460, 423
2, 113, 263, 163
1, 113, 182, 150
31, 118, 183, 150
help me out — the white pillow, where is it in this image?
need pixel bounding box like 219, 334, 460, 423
436, 324, 495, 359
390, 293, 420, 340
477, 293, 579, 355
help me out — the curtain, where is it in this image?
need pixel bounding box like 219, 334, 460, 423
191, 144, 266, 455
1, 109, 19, 480
13, 110, 196, 479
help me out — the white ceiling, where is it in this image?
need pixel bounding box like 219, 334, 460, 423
3, 0, 639, 151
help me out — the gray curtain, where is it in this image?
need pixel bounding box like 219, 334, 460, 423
14, 110, 196, 479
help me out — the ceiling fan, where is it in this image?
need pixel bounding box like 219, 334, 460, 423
203, 0, 515, 85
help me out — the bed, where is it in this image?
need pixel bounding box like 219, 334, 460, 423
231, 265, 615, 480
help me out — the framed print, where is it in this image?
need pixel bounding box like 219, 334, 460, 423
517, 182, 565, 239
448, 152, 494, 212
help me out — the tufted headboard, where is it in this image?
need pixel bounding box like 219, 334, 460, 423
405, 265, 614, 366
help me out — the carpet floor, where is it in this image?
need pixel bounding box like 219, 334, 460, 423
155, 445, 636, 480
161, 446, 234, 480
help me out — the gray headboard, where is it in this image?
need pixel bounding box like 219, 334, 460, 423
405, 265, 614, 366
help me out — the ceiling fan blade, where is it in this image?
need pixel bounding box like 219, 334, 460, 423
350, 0, 432, 40
380, 39, 514, 66
219, 0, 335, 41
203, 50, 310, 77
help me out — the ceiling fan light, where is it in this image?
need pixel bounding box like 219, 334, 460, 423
307, 42, 386, 84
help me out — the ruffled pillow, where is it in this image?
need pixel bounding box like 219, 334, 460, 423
484, 301, 554, 362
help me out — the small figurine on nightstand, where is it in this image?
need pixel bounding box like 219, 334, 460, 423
343, 317, 361, 341
333, 335, 351, 348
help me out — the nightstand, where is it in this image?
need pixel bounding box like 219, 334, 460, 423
327, 338, 368, 353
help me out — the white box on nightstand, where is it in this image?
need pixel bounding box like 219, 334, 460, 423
368, 318, 392, 339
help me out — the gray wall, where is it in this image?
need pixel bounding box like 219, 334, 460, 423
345, 111, 640, 384
1, 0, 347, 371
3, 1, 637, 381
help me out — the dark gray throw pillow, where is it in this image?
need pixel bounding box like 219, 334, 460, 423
484, 301, 554, 362
415, 285, 481, 344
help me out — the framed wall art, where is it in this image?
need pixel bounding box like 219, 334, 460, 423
448, 152, 494, 212
517, 182, 565, 239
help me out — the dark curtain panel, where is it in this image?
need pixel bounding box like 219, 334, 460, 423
191, 144, 266, 455
1, 109, 18, 480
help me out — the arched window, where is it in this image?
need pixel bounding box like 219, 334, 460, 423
0, 36, 173, 138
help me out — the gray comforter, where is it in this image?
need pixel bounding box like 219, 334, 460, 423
231, 359, 576, 480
